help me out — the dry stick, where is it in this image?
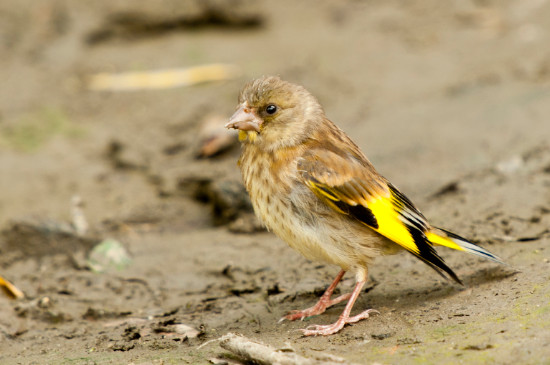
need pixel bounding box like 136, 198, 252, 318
0, 275, 25, 299
87, 64, 241, 91
218, 333, 351, 365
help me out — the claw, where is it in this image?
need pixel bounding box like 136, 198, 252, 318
347, 309, 379, 324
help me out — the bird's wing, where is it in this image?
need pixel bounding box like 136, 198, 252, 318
298, 148, 462, 284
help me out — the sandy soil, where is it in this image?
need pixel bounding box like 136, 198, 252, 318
1, 0, 550, 364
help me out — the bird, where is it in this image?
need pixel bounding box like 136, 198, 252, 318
225, 76, 504, 336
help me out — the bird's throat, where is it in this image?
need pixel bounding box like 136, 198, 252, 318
239, 130, 259, 143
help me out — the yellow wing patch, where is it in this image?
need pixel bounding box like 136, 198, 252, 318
367, 196, 420, 255
307, 178, 422, 255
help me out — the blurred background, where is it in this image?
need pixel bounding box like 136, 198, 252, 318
1, 0, 549, 363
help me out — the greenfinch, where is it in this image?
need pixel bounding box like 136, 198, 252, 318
226, 76, 503, 336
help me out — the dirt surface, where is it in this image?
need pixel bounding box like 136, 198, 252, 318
1, 1, 550, 364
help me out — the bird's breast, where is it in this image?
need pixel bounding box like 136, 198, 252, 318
239, 145, 296, 224
239, 145, 312, 243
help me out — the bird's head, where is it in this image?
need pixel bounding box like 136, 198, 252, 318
225, 76, 324, 150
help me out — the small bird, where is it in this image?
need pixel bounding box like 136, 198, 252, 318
225, 76, 503, 336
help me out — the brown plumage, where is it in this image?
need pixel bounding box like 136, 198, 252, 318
226, 76, 503, 336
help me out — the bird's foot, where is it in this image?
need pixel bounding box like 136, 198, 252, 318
300, 308, 379, 336
280, 293, 352, 322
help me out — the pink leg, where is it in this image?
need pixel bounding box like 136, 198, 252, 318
301, 279, 378, 336
281, 270, 350, 322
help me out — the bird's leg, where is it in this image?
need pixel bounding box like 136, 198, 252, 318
301, 279, 378, 336
282, 270, 350, 322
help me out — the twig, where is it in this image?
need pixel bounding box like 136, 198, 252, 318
0, 275, 25, 299
218, 332, 351, 365
88, 64, 241, 91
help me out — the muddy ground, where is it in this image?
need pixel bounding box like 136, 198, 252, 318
1, 0, 550, 364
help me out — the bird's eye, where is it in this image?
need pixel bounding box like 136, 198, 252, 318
265, 104, 277, 115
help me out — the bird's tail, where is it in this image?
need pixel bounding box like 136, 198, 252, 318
426, 228, 505, 265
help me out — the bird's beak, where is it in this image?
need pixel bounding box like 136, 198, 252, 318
225, 104, 262, 133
